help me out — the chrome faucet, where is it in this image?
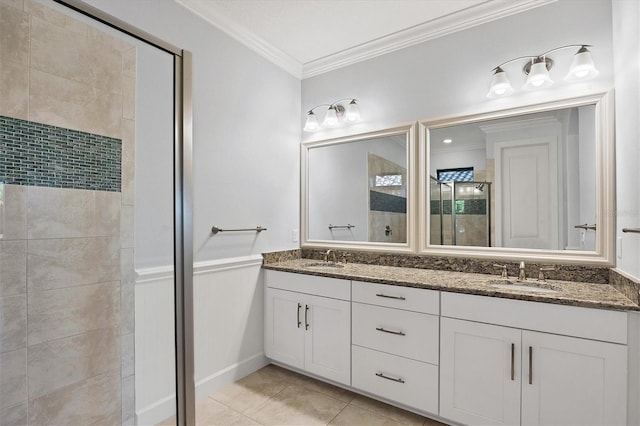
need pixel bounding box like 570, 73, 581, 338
518, 261, 526, 281
324, 249, 337, 263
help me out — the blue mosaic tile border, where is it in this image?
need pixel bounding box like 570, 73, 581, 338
370, 190, 407, 214
0, 115, 121, 192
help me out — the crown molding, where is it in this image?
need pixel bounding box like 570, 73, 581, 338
302, 0, 556, 78
174, 0, 303, 78
176, 0, 555, 80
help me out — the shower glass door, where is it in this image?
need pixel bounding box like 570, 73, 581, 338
0, 2, 183, 424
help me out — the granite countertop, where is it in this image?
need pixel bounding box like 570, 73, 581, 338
263, 259, 639, 311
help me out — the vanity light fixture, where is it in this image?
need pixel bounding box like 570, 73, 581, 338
303, 98, 360, 132
487, 45, 599, 98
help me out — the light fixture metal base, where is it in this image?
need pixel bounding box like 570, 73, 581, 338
523, 57, 553, 75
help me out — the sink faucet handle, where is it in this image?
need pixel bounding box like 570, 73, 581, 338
341, 253, 351, 264
493, 264, 508, 278
538, 266, 556, 282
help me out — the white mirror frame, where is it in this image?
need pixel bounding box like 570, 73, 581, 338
301, 123, 417, 253
418, 91, 615, 266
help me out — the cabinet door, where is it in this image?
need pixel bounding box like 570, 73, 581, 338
264, 288, 305, 370
304, 295, 351, 385
521, 331, 627, 426
440, 318, 521, 426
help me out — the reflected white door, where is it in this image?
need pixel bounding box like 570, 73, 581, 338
495, 138, 558, 249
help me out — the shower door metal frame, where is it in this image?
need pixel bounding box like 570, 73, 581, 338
52, 1, 195, 424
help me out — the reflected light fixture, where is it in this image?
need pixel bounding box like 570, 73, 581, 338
487, 45, 598, 98
303, 98, 360, 132
443, 138, 453, 144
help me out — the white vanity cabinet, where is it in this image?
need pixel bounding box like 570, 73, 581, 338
440, 292, 628, 426
264, 270, 351, 385
351, 281, 440, 413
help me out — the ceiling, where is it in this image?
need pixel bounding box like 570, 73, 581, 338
175, 0, 555, 79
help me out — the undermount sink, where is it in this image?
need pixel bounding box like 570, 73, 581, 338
488, 279, 559, 293
302, 262, 345, 269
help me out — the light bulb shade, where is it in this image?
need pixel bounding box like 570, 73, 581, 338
487, 67, 514, 98
303, 112, 319, 132
345, 100, 360, 122
323, 106, 339, 127
523, 60, 553, 90
565, 47, 599, 82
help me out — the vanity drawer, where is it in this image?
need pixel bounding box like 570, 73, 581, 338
352, 345, 438, 414
264, 270, 350, 301
352, 281, 439, 314
352, 302, 439, 364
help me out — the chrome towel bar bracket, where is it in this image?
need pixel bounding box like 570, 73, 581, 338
211, 225, 267, 235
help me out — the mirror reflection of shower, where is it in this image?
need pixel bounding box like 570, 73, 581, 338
430, 176, 491, 247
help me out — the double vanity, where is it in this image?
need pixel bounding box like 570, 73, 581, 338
262, 258, 637, 426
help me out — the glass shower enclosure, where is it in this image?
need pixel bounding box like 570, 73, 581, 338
430, 177, 491, 247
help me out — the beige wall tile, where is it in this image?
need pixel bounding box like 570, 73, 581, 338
27, 281, 119, 346
0, 59, 28, 120
27, 237, 120, 292
1, 185, 26, 240
121, 159, 135, 206
0, 0, 23, 10
94, 190, 122, 237
120, 248, 134, 336
23, 0, 87, 35
29, 68, 123, 139
27, 186, 93, 239
122, 47, 136, 77
121, 332, 134, 378
0, 240, 26, 297
28, 371, 121, 426
0, 401, 28, 426
27, 327, 119, 399
120, 204, 134, 248
121, 118, 135, 163
0, 3, 29, 65
87, 25, 131, 53
122, 75, 135, 119
0, 295, 26, 353
121, 374, 134, 423
30, 16, 88, 87
0, 349, 26, 409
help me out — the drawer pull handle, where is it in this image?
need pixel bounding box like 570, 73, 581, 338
529, 346, 533, 385
376, 327, 406, 336
510, 343, 515, 381
305, 305, 310, 330
297, 303, 302, 328
375, 372, 405, 384
375, 293, 406, 300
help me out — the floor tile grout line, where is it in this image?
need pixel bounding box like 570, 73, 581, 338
326, 401, 349, 426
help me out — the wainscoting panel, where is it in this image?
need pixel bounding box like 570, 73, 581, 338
134, 255, 267, 425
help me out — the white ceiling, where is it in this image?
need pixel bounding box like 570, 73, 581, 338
175, 0, 555, 79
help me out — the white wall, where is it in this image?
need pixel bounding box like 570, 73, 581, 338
86, 0, 301, 263
302, 0, 614, 141
612, 0, 640, 280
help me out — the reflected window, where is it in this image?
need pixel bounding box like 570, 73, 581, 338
437, 167, 473, 182
375, 174, 403, 187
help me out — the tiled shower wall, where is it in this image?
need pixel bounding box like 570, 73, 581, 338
0, 1, 136, 424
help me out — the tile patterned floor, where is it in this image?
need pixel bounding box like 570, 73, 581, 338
159, 364, 448, 426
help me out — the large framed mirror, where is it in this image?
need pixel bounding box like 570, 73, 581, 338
419, 92, 615, 265
302, 124, 416, 252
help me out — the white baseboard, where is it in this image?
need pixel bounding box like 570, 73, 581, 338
136, 394, 176, 426
195, 352, 269, 400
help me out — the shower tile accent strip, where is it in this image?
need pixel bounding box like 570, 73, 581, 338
0, 115, 122, 192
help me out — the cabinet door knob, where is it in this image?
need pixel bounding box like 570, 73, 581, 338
375, 327, 406, 336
